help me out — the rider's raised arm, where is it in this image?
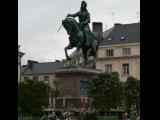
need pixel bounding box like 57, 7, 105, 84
68, 11, 79, 18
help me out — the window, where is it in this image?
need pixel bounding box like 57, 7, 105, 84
33, 76, 38, 80
106, 64, 112, 73
80, 80, 87, 92
122, 64, 129, 75
123, 48, 131, 56
108, 37, 113, 41
120, 36, 126, 41
24, 77, 28, 80
106, 49, 114, 57
44, 76, 49, 84
44, 76, 49, 81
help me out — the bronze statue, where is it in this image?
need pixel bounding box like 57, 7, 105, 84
67, 1, 91, 47
62, 1, 100, 69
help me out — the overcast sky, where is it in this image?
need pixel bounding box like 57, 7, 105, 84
18, 0, 140, 65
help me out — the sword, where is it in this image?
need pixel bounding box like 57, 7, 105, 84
57, 15, 68, 32
57, 24, 62, 32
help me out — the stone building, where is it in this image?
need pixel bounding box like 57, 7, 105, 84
21, 60, 64, 89
21, 60, 64, 108
97, 23, 140, 82
67, 22, 140, 82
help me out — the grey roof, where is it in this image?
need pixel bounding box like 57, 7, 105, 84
21, 61, 64, 75
101, 23, 140, 46
103, 27, 114, 38
21, 65, 27, 73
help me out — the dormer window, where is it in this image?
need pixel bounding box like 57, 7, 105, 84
108, 37, 113, 41
120, 36, 126, 41
26, 69, 31, 71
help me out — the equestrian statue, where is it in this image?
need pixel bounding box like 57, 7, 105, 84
62, 1, 100, 69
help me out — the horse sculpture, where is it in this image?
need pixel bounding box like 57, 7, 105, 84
62, 17, 100, 69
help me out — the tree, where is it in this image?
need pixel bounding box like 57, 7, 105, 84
87, 72, 123, 113
18, 79, 50, 116
124, 76, 140, 114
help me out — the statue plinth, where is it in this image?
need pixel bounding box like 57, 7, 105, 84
56, 66, 102, 74
57, 0, 100, 109
55, 66, 102, 109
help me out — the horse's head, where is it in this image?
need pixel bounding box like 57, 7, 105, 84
62, 18, 72, 35
62, 17, 79, 36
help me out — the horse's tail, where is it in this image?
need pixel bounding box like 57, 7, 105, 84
96, 33, 100, 52
97, 34, 101, 44
90, 32, 100, 56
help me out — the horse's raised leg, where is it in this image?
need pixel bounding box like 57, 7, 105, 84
64, 44, 73, 60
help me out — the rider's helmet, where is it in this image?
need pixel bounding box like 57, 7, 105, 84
81, 1, 87, 8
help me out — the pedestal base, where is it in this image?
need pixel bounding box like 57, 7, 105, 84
55, 66, 102, 109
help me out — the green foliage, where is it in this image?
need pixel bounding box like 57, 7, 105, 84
87, 72, 140, 115
98, 116, 118, 120
18, 79, 50, 116
124, 76, 140, 112
19, 116, 40, 120
87, 72, 123, 112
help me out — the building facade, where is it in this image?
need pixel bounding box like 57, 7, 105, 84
21, 60, 64, 108
68, 22, 140, 82
97, 23, 140, 82
21, 60, 64, 89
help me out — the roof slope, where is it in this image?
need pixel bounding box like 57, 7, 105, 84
101, 23, 140, 46
21, 62, 64, 75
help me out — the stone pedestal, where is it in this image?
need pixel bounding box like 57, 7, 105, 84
55, 66, 102, 109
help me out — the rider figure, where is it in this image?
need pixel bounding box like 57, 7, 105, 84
67, 0, 91, 47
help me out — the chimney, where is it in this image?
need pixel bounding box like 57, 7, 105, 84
27, 60, 38, 69
92, 22, 103, 39
114, 23, 122, 27
55, 60, 60, 62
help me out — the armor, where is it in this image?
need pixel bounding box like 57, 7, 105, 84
67, 1, 92, 46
